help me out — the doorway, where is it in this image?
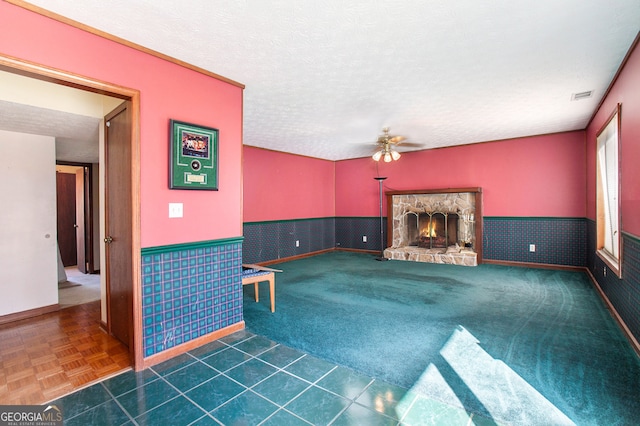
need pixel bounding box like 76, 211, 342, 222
56, 163, 102, 308
56, 168, 79, 268
56, 163, 97, 272
0, 55, 142, 370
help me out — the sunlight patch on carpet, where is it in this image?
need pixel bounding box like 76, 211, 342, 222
409, 326, 574, 425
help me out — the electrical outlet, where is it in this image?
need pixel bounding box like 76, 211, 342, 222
363, 236, 367, 242
295, 240, 300, 247
529, 244, 536, 252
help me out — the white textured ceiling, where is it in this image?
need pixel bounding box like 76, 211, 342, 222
9, 0, 640, 160
0, 100, 101, 163
0, 69, 123, 163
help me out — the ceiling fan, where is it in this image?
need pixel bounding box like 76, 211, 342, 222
372, 127, 421, 162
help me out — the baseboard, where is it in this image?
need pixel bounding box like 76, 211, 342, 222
257, 247, 381, 266
138, 321, 245, 371
585, 269, 640, 357
483, 259, 585, 272
335, 248, 380, 255
258, 248, 335, 266
0, 303, 60, 325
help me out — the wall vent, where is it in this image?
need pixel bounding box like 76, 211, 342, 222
571, 90, 593, 101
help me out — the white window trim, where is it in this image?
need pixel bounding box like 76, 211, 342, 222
595, 103, 622, 278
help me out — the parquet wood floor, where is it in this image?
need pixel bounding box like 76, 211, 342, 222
0, 301, 130, 405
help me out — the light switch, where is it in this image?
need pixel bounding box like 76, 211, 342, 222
169, 203, 183, 218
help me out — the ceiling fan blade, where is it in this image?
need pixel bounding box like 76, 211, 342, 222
395, 141, 424, 147
388, 136, 406, 144
372, 128, 415, 147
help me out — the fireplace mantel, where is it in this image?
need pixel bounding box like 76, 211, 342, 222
385, 188, 483, 264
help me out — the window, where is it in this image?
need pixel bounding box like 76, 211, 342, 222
596, 104, 622, 277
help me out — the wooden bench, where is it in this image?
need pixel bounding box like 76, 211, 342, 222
242, 264, 282, 312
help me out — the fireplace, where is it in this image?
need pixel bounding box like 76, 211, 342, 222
383, 188, 482, 266
408, 212, 458, 248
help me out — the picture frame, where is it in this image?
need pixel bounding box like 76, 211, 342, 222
169, 119, 219, 190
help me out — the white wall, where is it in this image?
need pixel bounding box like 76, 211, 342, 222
0, 130, 58, 315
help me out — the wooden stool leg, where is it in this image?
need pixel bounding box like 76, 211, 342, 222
254, 282, 259, 302
269, 276, 275, 312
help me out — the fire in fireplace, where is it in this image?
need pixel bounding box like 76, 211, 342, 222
407, 213, 458, 248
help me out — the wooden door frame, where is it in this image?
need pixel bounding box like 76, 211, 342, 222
55, 170, 78, 267
0, 54, 144, 370
56, 161, 94, 273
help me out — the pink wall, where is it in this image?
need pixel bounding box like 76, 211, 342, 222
243, 147, 335, 222
0, 2, 244, 247
336, 131, 587, 218
586, 38, 640, 237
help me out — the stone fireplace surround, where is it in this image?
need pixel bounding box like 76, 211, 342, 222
383, 188, 483, 266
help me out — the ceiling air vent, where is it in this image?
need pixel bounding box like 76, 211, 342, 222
571, 90, 593, 101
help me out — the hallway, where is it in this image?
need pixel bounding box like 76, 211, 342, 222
58, 267, 101, 308
0, 301, 130, 404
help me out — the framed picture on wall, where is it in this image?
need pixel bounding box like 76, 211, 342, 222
169, 119, 219, 190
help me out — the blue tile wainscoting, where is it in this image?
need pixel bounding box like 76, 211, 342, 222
483, 216, 588, 267
141, 238, 244, 358
587, 219, 640, 346
243, 218, 336, 264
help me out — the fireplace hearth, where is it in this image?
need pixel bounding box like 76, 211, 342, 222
383, 188, 482, 266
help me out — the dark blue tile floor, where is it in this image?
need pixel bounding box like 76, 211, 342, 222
51, 330, 497, 425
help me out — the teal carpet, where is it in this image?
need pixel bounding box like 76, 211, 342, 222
242, 251, 640, 425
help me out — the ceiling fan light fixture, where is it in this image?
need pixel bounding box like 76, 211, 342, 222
372, 128, 407, 162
